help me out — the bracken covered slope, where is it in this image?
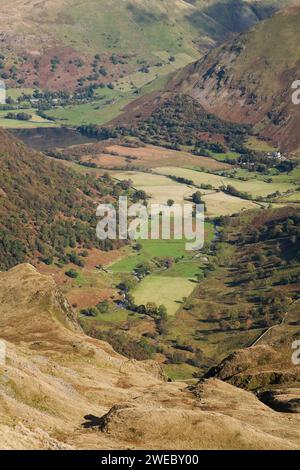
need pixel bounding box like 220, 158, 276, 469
0, 0, 296, 90
114, 5, 300, 153
168, 5, 300, 152
0, 264, 300, 449
0, 128, 125, 270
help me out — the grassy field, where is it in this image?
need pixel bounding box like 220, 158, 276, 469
111, 222, 214, 317
275, 192, 300, 202
203, 191, 259, 217
155, 166, 297, 198
43, 72, 171, 126
44, 88, 134, 127
132, 275, 197, 316
211, 151, 241, 162
111, 239, 191, 273
246, 136, 277, 153
112, 170, 195, 205
6, 88, 35, 100
0, 109, 56, 128
102, 144, 229, 171
111, 222, 214, 274
115, 52, 194, 92
0, 89, 57, 128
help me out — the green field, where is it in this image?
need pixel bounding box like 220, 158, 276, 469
211, 151, 241, 162
246, 136, 277, 153
155, 166, 297, 198
111, 224, 214, 273
0, 89, 57, 128
111, 222, 214, 317
0, 109, 56, 129
111, 239, 189, 273
6, 88, 35, 100
44, 88, 133, 127
276, 192, 300, 202
115, 52, 194, 92
132, 275, 197, 316
44, 73, 171, 127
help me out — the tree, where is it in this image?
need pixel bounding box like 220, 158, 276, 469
65, 269, 78, 278
97, 300, 109, 313
137, 305, 147, 315
146, 302, 158, 315
126, 293, 136, 309
192, 191, 202, 204
158, 305, 168, 321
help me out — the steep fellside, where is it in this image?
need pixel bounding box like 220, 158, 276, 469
168, 6, 300, 152
0, 264, 300, 449
0, 128, 125, 270
0, 0, 295, 90
202, 301, 300, 412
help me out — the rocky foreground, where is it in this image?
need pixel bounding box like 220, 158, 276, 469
0, 264, 299, 450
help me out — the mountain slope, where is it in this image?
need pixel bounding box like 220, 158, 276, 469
202, 300, 300, 411
0, 0, 296, 91
0, 263, 300, 449
168, 5, 300, 152
0, 128, 123, 270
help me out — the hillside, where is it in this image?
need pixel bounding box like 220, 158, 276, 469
203, 300, 300, 411
168, 5, 300, 153
0, 0, 295, 92
0, 128, 125, 270
0, 263, 300, 449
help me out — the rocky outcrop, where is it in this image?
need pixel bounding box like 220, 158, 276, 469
0, 264, 300, 449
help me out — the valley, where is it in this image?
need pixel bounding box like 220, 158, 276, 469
0, 0, 299, 452
1, 93, 300, 383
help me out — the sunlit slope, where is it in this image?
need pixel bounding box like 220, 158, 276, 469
169, 5, 300, 151
0, 0, 297, 95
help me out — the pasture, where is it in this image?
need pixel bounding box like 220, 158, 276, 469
155, 166, 296, 198
0, 109, 56, 128
112, 170, 194, 205
103, 144, 229, 171
132, 275, 197, 316
115, 52, 194, 92
203, 192, 259, 217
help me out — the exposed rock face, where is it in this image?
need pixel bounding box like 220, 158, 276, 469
0, 264, 300, 449
258, 389, 300, 413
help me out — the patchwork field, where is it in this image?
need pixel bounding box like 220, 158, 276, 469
112, 170, 195, 205
111, 224, 214, 274
101, 144, 230, 170
110, 240, 189, 274
45, 90, 134, 127
155, 167, 297, 198
246, 136, 277, 153
41, 73, 169, 127
110, 223, 214, 317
